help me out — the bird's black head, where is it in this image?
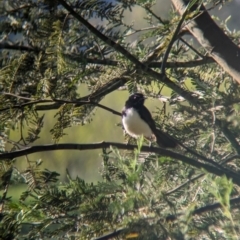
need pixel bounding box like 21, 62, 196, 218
125, 93, 145, 109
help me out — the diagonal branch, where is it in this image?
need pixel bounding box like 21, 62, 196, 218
165, 173, 204, 195
216, 119, 240, 155
93, 228, 125, 240
58, 0, 146, 68
57, 0, 198, 104
166, 195, 240, 222
171, 0, 240, 83
94, 195, 240, 240
179, 37, 205, 58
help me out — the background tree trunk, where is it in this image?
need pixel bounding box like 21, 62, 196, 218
171, 0, 240, 83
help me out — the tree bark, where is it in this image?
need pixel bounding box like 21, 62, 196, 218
171, 0, 240, 83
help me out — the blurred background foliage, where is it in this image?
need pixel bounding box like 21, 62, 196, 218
1, 0, 240, 239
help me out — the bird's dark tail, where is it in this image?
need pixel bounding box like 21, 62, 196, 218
155, 129, 177, 148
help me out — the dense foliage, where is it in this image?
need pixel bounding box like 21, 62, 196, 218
1, 0, 240, 239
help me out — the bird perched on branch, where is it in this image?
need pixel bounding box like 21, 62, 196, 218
122, 93, 177, 148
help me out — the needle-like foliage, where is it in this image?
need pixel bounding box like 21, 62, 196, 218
0, 0, 240, 239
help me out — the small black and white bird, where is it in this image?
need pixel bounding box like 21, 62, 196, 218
122, 93, 177, 148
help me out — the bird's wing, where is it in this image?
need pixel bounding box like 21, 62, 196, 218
138, 106, 177, 148
137, 106, 157, 132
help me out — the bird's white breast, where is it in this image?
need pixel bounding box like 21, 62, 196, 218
122, 108, 153, 138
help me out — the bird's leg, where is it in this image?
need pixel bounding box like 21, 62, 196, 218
145, 136, 153, 148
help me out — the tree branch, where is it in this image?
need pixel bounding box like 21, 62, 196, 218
165, 173, 204, 195
1, 141, 240, 184
2, 94, 239, 175
0, 43, 40, 53
166, 195, 240, 222
53, 99, 122, 116
179, 37, 205, 58
152, 57, 214, 68
94, 195, 240, 240
124, 26, 159, 37
0, 98, 122, 116
6, 3, 33, 13
0, 43, 214, 68
93, 228, 125, 240
144, 6, 166, 25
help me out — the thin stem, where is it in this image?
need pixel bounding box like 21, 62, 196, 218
180, 37, 205, 58
161, 3, 190, 74
1, 92, 33, 101
125, 26, 159, 37
0, 99, 122, 116
166, 173, 204, 195
144, 6, 166, 25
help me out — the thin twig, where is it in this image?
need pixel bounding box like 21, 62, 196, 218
1, 92, 33, 100
53, 99, 122, 116
0, 98, 122, 116
222, 155, 240, 164
125, 26, 159, 37
179, 37, 205, 58
0, 168, 13, 213
216, 119, 240, 155
1, 44, 214, 68
0, 134, 24, 148
161, 3, 190, 74
149, 58, 214, 68
93, 228, 125, 240
144, 6, 166, 25
0, 99, 53, 112
6, 3, 32, 13
166, 195, 240, 221
166, 173, 204, 195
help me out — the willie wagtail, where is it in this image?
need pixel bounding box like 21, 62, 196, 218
122, 93, 177, 148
